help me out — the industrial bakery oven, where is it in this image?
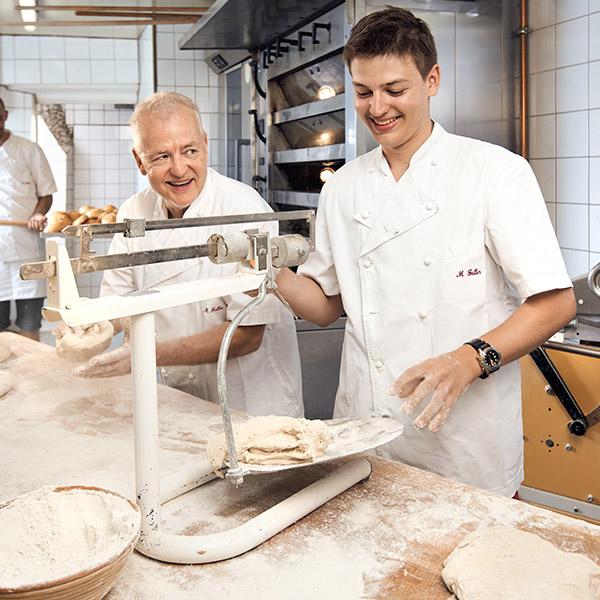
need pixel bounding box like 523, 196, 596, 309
260, 3, 352, 235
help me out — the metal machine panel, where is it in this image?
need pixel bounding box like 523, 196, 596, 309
520, 344, 600, 524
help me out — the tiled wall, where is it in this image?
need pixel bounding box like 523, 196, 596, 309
0, 34, 138, 97
0, 86, 34, 139
528, 0, 600, 278
154, 24, 226, 173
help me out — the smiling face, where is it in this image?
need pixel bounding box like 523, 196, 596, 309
132, 107, 208, 218
350, 53, 439, 167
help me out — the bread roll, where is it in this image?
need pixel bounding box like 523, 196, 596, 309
86, 207, 103, 219
72, 214, 88, 226
78, 205, 93, 214
68, 209, 80, 220
43, 212, 72, 233
102, 204, 117, 213
101, 212, 117, 223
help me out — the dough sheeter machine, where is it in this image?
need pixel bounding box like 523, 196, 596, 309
520, 262, 600, 524
20, 211, 403, 564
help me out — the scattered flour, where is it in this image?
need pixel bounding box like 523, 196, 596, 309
0, 486, 140, 589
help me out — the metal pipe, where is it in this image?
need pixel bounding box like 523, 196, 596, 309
518, 0, 529, 159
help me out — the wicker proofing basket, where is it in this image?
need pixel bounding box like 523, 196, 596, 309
0, 485, 141, 600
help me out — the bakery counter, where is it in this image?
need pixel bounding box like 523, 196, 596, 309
1, 331, 599, 599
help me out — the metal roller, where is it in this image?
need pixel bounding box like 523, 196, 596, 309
271, 234, 309, 268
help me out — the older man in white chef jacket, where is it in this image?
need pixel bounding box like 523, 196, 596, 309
273, 8, 576, 496
0, 97, 56, 342
72, 92, 303, 418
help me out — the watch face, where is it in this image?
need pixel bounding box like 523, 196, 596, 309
483, 348, 501, 369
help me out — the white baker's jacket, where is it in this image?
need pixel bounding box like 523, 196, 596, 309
299, 123, 571, 495
0, 134, 57, 300
102, 168, 303, 418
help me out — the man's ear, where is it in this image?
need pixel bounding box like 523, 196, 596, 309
427, 64, 441, 99
132, 148, 147, 176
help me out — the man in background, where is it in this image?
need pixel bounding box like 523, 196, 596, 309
0, 97, 56, 342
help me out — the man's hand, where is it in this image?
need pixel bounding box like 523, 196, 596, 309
73, 342, 132, 378
388, 347, 481, 432
28, 212, 46, 233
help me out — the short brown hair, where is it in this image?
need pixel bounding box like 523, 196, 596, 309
343, 7, 438, 80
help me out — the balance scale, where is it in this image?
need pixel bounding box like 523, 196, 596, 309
20, 211, 403, 564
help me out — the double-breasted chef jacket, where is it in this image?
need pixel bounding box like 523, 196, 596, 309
102, 168, 304, 418
0, 134, 57, 301
299, 123, 572, 496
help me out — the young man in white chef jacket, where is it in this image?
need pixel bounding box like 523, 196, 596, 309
273, 7, 576, 496
70, 92, 303, 418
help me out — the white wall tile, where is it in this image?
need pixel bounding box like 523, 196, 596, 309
114, 39, 137, 60
557, 202, 589, 250
90, 61, 115, 84
40, 37, 65, 60
556, 17, 588, 68
529, 0, 555, 29
557, 0, 589, 22
556, 157, 588, 204
156, 32, 175, 59
529, 115, 556, 159
561, 248, 590, 278
1, 36, 14, 60
66, 61, 91, 85
529, 70, 555, 116
194, 61, 209, 85
590, 61, 600, 109
156, 60, 175, 86
531, 158, 556, 203
556, 64, 588, 112
556, 111, 588, 157
175, 60, 194, 85
591, 157, 600, 204
529, 26, 556, 74
41, 60, 66, 84
1, 61, 15, 84
115, 60, 139, 84
590, 109, 600, 155
590, 13, 600, 61
14, 36, 39, 59
591, 253, 600, 270
14, 60, 40, 84
591, 205, 600, 252
65, 38, 90, 60
90, 38, 114, 60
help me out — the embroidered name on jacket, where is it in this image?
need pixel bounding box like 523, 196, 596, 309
456, 268, 482, 278
204, 305, 224, 313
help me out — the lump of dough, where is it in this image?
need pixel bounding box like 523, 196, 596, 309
0, 371, 11, 397
442, 526, 600, 600
55, 321, 114, 363
206, 415, 330, 476
0, 342, 10, 362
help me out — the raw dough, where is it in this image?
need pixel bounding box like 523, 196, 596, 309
55, 321, 114, 363
206, 415, 330, 475
442, 526, 600, 600
0, 371, 11, 397
0, 342, 10, 362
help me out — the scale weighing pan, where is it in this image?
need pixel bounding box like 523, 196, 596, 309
221, 416, 404, 475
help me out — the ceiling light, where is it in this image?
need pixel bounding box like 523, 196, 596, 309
19, 0, 37, 32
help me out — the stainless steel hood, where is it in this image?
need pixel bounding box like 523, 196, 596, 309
179, 0, 344, 50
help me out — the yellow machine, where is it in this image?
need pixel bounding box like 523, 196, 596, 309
520, 265, 600, 524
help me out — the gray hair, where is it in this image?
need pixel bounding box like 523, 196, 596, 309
130, 91, 205, 149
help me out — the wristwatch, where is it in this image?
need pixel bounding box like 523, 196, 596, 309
464, 338, 502, 379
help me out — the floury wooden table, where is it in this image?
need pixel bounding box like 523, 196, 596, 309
1, 332, 599, 599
